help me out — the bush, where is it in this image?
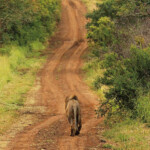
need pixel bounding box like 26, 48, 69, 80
97, 46, 150, 118
87, 17, 116, 47
87, 0, 149, 23
85, 0, 150, 121
0, 0, 61, 46
86, 0, 150, 56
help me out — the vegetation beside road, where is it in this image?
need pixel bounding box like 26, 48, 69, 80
83, 0, 150, 149
0, 0, 61, 134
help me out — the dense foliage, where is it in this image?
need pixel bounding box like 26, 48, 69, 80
86, 0, 150, 122
87, 0, 150, 22
0, 0, 61, 46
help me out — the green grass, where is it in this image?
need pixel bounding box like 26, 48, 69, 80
102, 144, 113, 149
0, 56, 12, 90
103, 120, 150, 150
82, 56, 107, 102
136, 93, 150, 123
0, 42, 46, 134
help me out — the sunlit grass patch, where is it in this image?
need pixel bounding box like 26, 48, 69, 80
30, 40, 46, 51
83, 58, 102, 83
82, 58, 106, 99
0, 43, 46, 134
0, 75, 33, 133
103, 120, 150, 150
81, 0, 102, 12
0, 56, 12, 91
136, 93, 150, 123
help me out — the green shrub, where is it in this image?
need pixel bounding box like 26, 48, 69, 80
86, 0, 150, 56
87, 0, 149, 23
85, 0, 150, 122
0, 0, 61, 46
97, 46, 150, 118
87, 17, 116, 47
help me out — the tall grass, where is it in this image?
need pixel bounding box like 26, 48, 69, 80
0, 56, 12, 91
0, 42, 46, 134
136, 93, 150, 123
103, 119, 150, 150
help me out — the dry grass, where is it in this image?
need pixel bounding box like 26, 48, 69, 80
81, 0, 102, 12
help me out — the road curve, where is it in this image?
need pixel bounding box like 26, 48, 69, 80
6, 0, 102, 149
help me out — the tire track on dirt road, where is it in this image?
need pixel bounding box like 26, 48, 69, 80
5, 0, 103, 149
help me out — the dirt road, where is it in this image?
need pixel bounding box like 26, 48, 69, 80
5, 0, 103, 149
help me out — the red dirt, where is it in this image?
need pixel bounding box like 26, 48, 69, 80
5, 0, 105, 149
